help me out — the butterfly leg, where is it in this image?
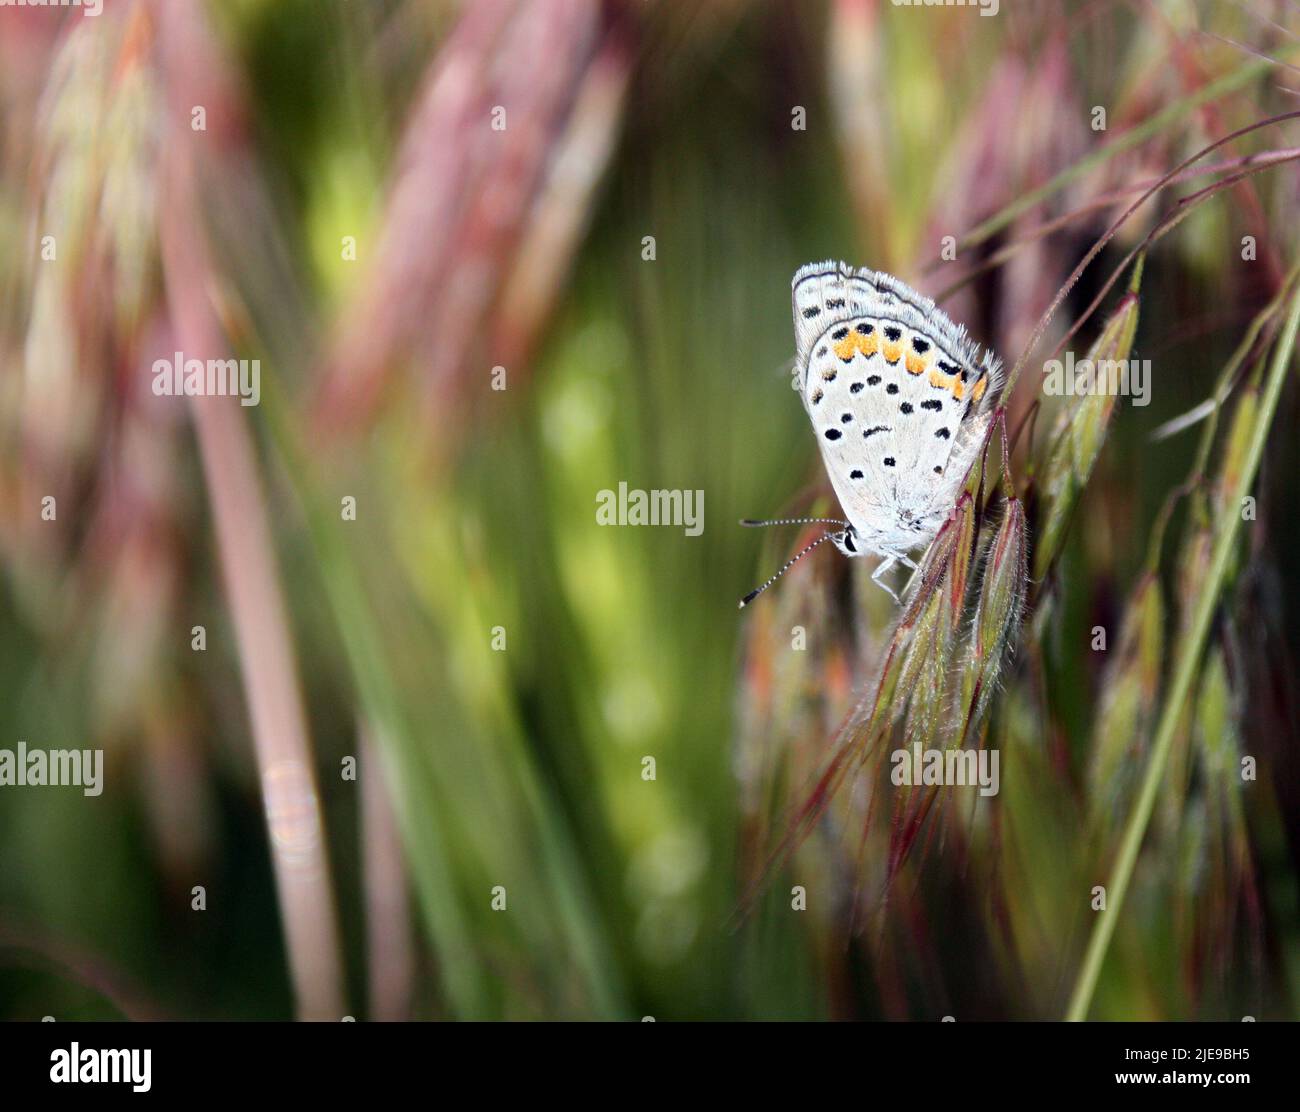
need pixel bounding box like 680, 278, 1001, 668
895, 552, 920, 599
871, 556, 901, 603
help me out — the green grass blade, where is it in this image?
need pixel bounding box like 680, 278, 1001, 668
1064, 284, 1300, 1021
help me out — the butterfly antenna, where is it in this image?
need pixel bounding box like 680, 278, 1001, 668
738, 531, 839, 609
740, 516, 849, 528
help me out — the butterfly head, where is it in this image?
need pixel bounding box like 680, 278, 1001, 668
830, 526, 865, 558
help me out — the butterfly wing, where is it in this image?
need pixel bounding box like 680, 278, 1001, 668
792, 261, 1001, 553
792, 260, 885, 378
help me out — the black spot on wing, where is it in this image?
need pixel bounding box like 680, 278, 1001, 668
802, 306, 821, 319
824, 428, 842, 441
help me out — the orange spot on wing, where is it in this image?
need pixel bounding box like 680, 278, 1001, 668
971, 374, 988, 402
832, 332, 878, 361
929, 367, 953, 390
905, 352, 929, 376
883, 341, 903, 363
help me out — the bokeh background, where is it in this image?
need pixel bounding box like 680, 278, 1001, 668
1, 0, 1298, 1021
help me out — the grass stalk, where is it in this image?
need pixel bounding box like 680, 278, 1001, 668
360, 720, 413, 1021
947, 55, 1285, 258
1064, 285, 1300, 1021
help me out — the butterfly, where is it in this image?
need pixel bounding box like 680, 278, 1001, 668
740, 261, 1002, 607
